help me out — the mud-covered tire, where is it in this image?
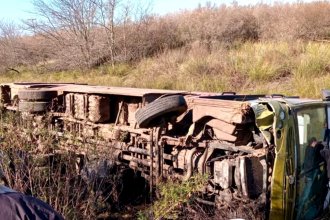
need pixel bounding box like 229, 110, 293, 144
18, 101, 49, 113
135, 95, 187, 128
18, 89, 57, 101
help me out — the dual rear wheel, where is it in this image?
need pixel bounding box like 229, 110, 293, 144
18, 89, 57, 113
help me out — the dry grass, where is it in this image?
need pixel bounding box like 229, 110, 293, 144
0, 112, 138, 219
2, 41, 329, 98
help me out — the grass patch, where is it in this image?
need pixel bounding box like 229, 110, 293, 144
138, 174, 208, 220
1, 41, 330, 98
295, 42, 330, 78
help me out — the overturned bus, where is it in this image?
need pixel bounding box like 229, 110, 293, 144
0, 82, 329, 219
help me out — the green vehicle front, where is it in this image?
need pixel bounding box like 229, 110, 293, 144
259, 98, 329, 220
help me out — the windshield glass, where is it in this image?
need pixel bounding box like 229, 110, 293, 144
295, 106, 327, 219
297, 107, 327, 165
297, 106, 326, 171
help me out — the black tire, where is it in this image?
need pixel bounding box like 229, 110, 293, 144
18, 89, 57, 101
18, 101, 49, 113
135, 95, 187, 128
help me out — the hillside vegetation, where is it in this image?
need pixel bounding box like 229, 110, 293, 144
0, 1, 330, 98
1, 41, 330, 98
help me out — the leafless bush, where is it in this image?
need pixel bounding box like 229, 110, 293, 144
0, 111, 147, 218
121, 16, 184, 60
294, 2, 330, 40
1, 1, 330, 72
0, 20, 25, 72
0, 20, 57, 74
218, 7, 259, 44
256, 2, 330, 41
